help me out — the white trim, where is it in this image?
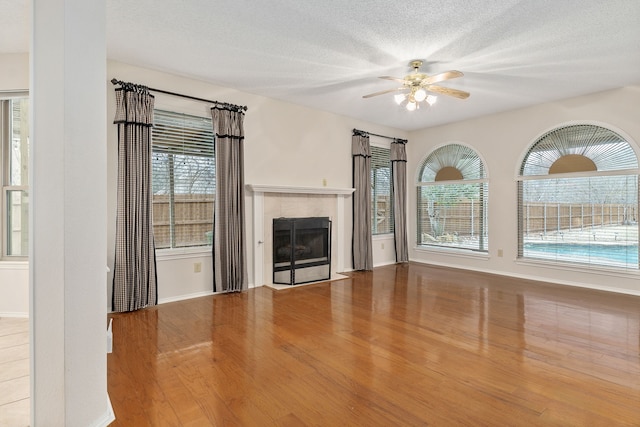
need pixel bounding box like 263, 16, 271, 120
373, 260, 398, 268
157, 290, 215, 305
414, 245, 490, 260
514, 257, 640, 280
155, 247, 212, 261
372, 233, 394, 240
517, 168, 640, 181
108, 289, 220, 313
0, 311, 28, 318
0, 260, 28, 269
410, 259, 640, 297
247, 184, 354, 287
87, 397, 116, 427
247, 184, 355, 196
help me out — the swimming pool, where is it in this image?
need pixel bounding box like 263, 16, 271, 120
523, 242, 638, 266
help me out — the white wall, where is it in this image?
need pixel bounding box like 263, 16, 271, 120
106, 61, 404, 307
407, 85, 640, 296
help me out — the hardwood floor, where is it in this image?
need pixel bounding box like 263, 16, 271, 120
0, 317, 29, 427
107, 263, 640, 426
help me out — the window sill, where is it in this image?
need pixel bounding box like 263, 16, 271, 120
155, 246, 212, 261
414, 245, 490, 260
373, 233, 394, 240
515, 257, 640, 279
0, 260, 29, 270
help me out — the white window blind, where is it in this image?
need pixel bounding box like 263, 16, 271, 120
417, 182, 488, 251
519, 174, 639, 269
517, 124, 639, 270
417, 144, 488, 252
371, 145, 394, 235
152, 109, 215, 249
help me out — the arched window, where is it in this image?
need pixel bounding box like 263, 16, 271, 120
517, 123, 639, 269
417, 143, 488, 252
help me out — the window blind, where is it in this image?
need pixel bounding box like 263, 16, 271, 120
517, 124, 640, 270
417, 182, 488, 252
416, 143, 488, 253
371, 145, 394, 235
518, 175, 639, 269
152, 110, 215, 249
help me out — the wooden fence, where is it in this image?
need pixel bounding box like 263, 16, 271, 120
152, 194, 213, 249
418, 201, 636, 238
522, 202, 636, 235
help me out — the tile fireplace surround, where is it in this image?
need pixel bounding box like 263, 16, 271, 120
246, 184, 354, 287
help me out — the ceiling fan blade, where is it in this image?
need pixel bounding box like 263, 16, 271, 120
426, 85, 470, 99
362, 87, 405, 98
378, 76, 406, 83
422, 70, 463, 85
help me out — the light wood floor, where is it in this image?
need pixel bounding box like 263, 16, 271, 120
0, 317, 29, 427
107, 263, 640, 426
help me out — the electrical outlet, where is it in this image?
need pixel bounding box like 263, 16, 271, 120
322, 178, 327, 187
194, 262, 202, 273
497, 249, 503, 257
381, 243, 385, 250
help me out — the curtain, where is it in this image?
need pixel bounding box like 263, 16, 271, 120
352, 133, 373, 270
211, 105, 247, 292
112, 86, 158, 312
391, 141, 409, 262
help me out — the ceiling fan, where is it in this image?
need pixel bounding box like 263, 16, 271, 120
363, 60, 470, 110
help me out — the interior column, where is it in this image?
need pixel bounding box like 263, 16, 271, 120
30, 0, 111, 425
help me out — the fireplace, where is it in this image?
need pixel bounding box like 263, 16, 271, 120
273, 217, 331, 285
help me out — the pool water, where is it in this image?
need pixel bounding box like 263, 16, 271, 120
524, 242, 638, 265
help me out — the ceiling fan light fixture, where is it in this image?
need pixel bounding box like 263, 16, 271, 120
394, 93, 406, 105
414, 88, 427, 102
362, 59, 469, 112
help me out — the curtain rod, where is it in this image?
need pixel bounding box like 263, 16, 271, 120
352, 128, 407, 144
110, 78, 248, 112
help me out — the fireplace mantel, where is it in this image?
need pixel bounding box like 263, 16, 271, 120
246, 184, 354, 287
247, 184, 354, 196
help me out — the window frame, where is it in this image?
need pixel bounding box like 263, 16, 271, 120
416, 143, 489, 254
1, 94, 29, 261
151, 108, 215, 252
370, 142, 394, 236
516, 123, 640, 271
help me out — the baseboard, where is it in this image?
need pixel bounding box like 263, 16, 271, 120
410, 259, 640, 297
157, 290, 215, 305
373, 260, 399, 268
88, 395, 116, 427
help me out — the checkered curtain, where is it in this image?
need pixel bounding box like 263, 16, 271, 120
391, 141, 409, 262
211, 105, 247, 292
352, 132, 373, 270
112, 86, 158, 312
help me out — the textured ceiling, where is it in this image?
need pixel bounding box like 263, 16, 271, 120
2, 0, 640, 131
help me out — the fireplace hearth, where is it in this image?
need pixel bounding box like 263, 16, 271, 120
273, 217, 331, 285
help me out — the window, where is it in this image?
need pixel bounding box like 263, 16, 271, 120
371, 145, 394, 235
518, 124, 639, 269
152, 109, 215, 249
417, 144, 488, 252
1, 96, 29, 259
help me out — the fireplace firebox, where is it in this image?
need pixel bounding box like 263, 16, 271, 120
273, 217, 331, 285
